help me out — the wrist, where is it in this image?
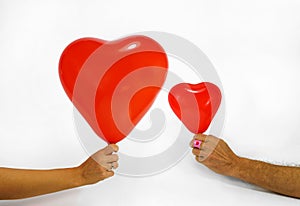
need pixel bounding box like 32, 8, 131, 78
70, 166, 86, 187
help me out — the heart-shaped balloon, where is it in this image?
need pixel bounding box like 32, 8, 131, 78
168, 82, 221, 133
59, 35, 168, 143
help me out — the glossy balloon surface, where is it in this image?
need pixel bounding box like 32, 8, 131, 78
59, 36, 168, 143
168, 82, 221, 134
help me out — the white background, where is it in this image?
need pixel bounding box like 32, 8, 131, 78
0, 0, 300, 205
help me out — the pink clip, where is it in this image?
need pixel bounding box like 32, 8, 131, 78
193, 140, 202, 149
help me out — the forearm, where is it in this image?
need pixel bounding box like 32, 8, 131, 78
0, 167, 83, 199
232, 157, 300, 198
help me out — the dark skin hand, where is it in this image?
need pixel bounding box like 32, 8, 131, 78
190, 134, 300, 198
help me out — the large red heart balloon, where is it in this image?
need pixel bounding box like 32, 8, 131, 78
59, 35, 168, 143
168, 82, 221, 133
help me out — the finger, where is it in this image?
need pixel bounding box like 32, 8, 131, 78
106, 154, 119, 163
103, 144, 118, 155
100, 162, 111, 171
194, 133, 208, 141
189, 140, 194, 148
92, 149, 106, 161
203, 136, 220, 151
108, 144, 119, 153
92, 146, 114, 161
191, 140, 205, 155
100, 145, 113, 155
204, 141, 219, 151
102, 162, 117, 171
192, 146, 210, 157
104, 170, 114, 178
195, 155, 206, 163
192, 148, 201, 156
190, 134, 207, 147
111, 161, 119, 169
190, 139, 203, 148
205, 135, 220, 143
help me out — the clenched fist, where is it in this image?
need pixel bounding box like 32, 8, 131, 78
190, 134, 240, 177
77, 144, 119, 185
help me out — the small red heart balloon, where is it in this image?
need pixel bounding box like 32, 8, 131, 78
59, 35, 168, 143
168, 82, 221, 133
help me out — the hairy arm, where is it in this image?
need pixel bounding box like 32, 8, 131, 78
235, 157, 300, 198
191, 134, 300, 198
0, 144, 118, 200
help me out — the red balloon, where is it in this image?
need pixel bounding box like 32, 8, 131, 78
59, 36, 168, 143
168, 82, 222, 134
